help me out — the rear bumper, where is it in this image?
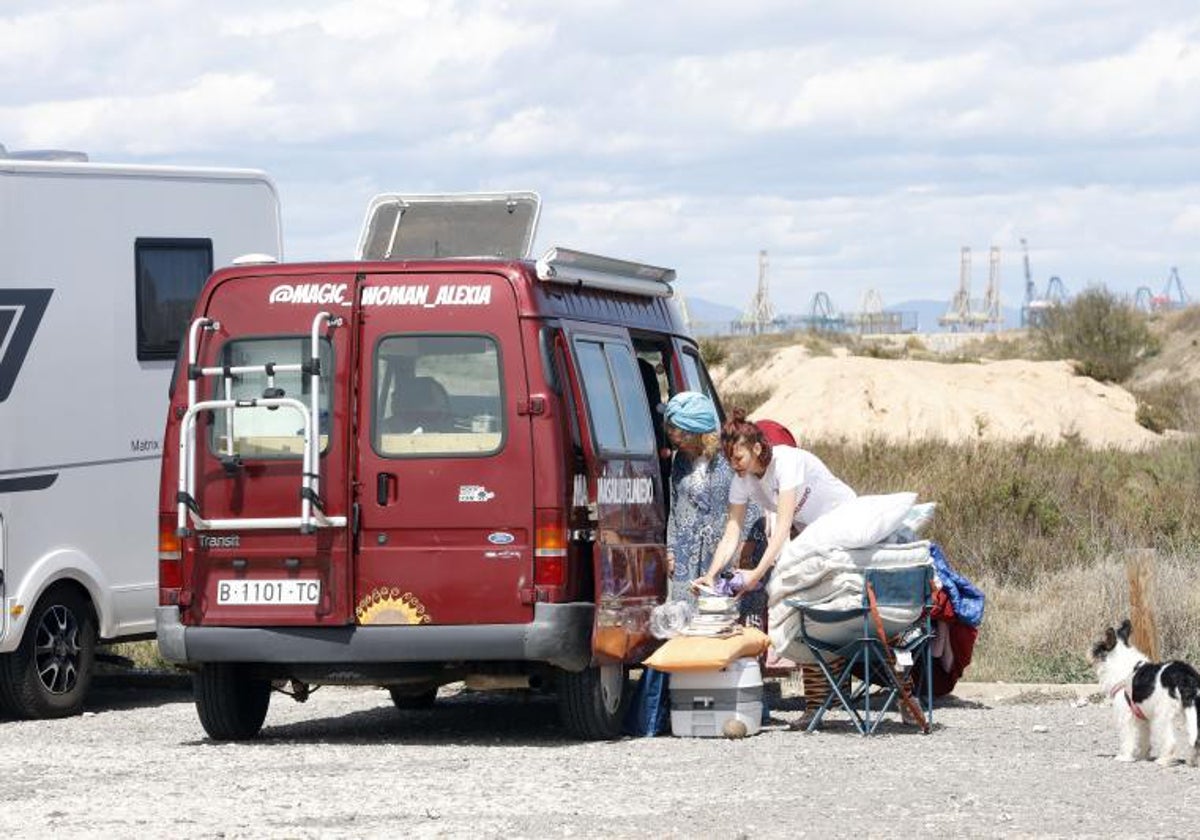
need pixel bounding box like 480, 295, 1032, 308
156, 603, 594, 672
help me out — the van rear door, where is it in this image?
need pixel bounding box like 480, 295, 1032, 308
182, 274, 355, 628
354, 270, 535, 626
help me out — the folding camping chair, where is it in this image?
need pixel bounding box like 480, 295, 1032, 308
786, 564, 934, 735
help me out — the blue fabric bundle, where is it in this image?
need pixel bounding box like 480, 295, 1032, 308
930, 542, 985, 627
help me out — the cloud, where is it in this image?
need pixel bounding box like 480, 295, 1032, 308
4, 1, 1199, 312
5, 73, 281, 153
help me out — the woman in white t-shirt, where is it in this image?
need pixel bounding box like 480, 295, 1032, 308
691, 409, 856, 594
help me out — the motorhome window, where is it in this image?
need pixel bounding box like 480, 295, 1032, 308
574, 339, 656, 457
375, 334, 503, 457
135, 238, 213, 361
209, 337, 333, 459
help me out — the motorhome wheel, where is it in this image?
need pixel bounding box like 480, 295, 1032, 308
0, 585, 96, 719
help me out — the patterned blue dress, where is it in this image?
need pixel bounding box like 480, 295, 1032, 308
666, 451, 764, 612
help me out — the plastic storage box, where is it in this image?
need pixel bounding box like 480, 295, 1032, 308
670, 657, 763, 737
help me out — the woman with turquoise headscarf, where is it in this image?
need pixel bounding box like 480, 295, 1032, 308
662, 392, 762, 607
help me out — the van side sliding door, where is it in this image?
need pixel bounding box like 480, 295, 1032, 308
558, 322, 666, 664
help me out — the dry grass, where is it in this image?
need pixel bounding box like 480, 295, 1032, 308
712, 330, 842, 373
104, 640, 172, 671
721, 387, 772, 415
815, 437, 1200, 586
1131, 380, 1200, 433
968, 554, 1200, 682
806, 436, 1200, 682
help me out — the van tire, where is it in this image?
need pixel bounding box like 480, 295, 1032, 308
556, 663, 629, 740
193, 663, 270, 740
389, 686, 438, 710
0, 585, 96, 719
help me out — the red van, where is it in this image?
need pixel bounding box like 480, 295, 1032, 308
156, 193, 721, 740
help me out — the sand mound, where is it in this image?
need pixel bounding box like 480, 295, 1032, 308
716, 348, 1168, 450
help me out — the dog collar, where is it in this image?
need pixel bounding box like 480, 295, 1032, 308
1123, 688, 1148, 721
1110, 669, 1148, 721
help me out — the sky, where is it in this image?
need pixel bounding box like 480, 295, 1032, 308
4, 0, 1200, 321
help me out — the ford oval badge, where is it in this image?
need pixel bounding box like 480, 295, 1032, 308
487, 532, 515, 545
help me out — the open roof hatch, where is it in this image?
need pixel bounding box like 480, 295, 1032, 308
356, 191, 541, 261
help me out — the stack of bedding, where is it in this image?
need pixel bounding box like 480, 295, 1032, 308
764, 493, 936, 662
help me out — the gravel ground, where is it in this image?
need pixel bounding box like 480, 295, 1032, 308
1, 677, 1197, 839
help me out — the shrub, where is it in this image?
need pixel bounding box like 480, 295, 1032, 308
953, 332, 1038, 361
1132, 380, 1200, 434
697, 337, 727, 367
904, 335, 927, 353
1034, 287, 1158, 382
856, 342, 902, 360
722, 387, 772, 415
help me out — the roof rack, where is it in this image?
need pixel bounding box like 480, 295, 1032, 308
535, 246, 675, 298
0, 143, 88, 162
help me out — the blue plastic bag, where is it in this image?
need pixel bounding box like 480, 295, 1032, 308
623, 667, 671, 736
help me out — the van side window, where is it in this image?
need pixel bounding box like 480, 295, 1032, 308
135, 238, 213, 361
680, 347, 721, 406
375, 334, 503, 457
574, 339, 656, 457
210, 336, 333, 458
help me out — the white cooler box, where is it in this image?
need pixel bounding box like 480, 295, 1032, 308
670, 658, 763, 737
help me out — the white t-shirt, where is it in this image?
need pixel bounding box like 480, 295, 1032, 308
728, 445, 856, 527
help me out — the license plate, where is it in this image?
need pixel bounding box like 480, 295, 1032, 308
216, 579, 321, 605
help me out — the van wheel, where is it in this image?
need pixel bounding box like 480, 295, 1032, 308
193, 663, 270, 740
557, 663, 629, 740
0, 586, 96, 719
388, 686, 438, 710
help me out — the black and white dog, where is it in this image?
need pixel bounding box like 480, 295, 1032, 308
1089, 619, 1199, 766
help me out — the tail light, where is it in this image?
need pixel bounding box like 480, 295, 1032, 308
159, 516, 183, 605
534, 507, 567, 587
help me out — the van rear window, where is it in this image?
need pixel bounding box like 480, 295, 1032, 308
209, 336, 333, 459
374, 334, 503, 457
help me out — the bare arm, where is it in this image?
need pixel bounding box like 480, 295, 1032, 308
742, 486, 798, 589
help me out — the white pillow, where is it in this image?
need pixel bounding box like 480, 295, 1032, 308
789, 492, 918, 554
901, 501, 937, 534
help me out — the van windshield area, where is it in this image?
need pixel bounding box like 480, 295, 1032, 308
209, 336, 333, 458
374, 334, 503, 457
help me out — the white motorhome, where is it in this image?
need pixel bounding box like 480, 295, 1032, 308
0, 147, 282, 717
